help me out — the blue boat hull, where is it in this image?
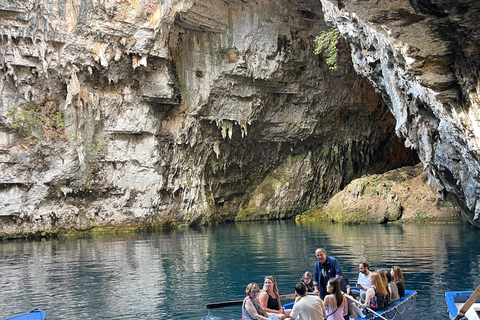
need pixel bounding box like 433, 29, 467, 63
281, 290, 417, 320
1, 309, 46, 320
445, 291, 480, 319
358, 290, 417, 320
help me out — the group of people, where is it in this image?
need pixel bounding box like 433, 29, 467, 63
242, 248, 407, 320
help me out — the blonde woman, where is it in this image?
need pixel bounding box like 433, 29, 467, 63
258, 276, 291, 320
242, 283, 278, 320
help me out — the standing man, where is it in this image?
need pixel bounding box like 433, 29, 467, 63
290, 282, 325, 320
352, 261, 371, 300
312, 248, 347, 299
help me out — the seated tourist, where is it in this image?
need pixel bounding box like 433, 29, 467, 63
386, 270, 400, 303
323, 278, 348, 320
352, 261, 371, 300
242, 282, 279, 320
377, 269, 391, 305
391, 266, 406, 297
290, 282, 326, 320
363, 272, 387, 311
259, 276, 291, 320
300, 271, 315, 292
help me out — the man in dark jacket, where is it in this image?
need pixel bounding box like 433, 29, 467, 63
312, 248, 347, 299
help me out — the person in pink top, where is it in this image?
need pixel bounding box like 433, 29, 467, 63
323, 278, 348, 320
242, 282, 280, 320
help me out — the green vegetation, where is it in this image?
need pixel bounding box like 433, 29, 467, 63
296, 206, 370, 224
7, 106, 45, 139
314, 28, 340, 70
295, 207, 329, 222
51, 111, 66, 130
7, 103, 66, 140
330, 207, 370, 223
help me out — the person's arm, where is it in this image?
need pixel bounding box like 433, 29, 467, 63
342, 296, 348, 316
258, 292, 281, 314
277, 295, 286, 315
244, 299, 270, 320
332, 257, 343, 279
364, 288, 374, 306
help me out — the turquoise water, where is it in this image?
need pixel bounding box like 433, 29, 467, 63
1, 221, 479, 319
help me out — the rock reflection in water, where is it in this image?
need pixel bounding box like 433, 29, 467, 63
0, 221, 479, 320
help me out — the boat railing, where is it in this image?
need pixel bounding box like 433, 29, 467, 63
365, 291, 417, 320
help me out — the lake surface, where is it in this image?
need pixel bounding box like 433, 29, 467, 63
1, 221, 480, 320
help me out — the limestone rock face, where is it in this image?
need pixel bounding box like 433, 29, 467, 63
320, 0, 480, 227
12, 0, 480, 236
0, 0, 420, 236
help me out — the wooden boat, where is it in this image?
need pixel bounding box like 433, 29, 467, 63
0, 309, 46, 320
280, 289, 417, 320
446, 291, 480, 320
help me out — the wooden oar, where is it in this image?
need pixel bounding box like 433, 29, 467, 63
453, 284, 480, 320
206, 293, 296, 309
342, 292, 388, 320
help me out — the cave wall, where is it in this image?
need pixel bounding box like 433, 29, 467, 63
320, 0, 480, 226
1, 0, 417, 236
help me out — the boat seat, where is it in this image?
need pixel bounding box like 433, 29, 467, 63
455, 302, 480, 320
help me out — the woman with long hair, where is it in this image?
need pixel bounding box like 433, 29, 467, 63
300, 271, 314, 292
391, 266, 406, 297
258, 276, 291, 320
323, 278, 348, 320
364, 272, 387, 311
386, 270, 400, 303
377, 269, 391, 305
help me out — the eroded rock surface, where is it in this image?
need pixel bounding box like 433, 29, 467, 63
0, 0, 420, 237
3, 0, 477, 236
320, 0, 480, 227
309, 163, 460, 224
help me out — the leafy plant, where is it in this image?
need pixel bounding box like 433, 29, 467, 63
51, 111, 66, 130
7, 106, 44, 139
314, 28, 340, 70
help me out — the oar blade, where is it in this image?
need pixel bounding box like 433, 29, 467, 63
206, 300, 243, 309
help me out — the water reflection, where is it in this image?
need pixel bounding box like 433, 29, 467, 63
0, 222, 479, 320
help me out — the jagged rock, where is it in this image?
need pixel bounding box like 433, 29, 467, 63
304, 163, 460, 223
320, 0, 480, 227
1, 0, 477, 237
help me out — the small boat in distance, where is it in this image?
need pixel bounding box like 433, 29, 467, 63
446, 290, 480, 320
0, 309, 46, 320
